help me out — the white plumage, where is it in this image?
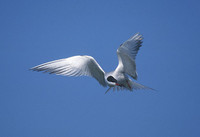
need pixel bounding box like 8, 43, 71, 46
31, 33, 153, 93
31, 56, 107, 87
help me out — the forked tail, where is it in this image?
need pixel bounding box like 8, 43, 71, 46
129, 81, 154, 91
105, 81, 154, 94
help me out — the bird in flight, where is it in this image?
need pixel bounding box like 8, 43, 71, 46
31, 33, 153, 93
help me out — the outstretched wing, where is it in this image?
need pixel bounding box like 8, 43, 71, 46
116, 33, 143, 80
31, 55, 107, 87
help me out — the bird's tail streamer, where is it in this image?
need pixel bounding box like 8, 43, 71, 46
105, 81, 154, 94
129, 81, 154, 90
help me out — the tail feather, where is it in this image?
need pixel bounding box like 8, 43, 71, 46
130, 81, 154, 90
105, 81, 154, 94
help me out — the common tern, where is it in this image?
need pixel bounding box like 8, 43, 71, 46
31, 33, 153, 93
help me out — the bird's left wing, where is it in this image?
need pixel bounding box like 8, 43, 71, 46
116, 33, 143, 80
31, 55, 107, 87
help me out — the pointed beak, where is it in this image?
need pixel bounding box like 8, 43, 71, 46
116, 83, 123, 87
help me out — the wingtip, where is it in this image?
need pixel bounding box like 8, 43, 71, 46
136, 32, 140, 35
29, 66, 42, 72
130, 33, 143, 41
29, 67, 35, 71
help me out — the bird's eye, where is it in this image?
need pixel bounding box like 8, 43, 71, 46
107, 76, 117, 83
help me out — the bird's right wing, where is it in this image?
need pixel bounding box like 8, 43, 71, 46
116, 33, 143, 80
31, 55, 107, 87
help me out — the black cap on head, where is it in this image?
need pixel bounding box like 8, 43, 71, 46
107, 76, 117, 83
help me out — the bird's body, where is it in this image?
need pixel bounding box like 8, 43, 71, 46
31, 33, 153, 93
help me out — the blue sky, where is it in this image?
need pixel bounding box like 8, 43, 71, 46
1, 0, 200, 137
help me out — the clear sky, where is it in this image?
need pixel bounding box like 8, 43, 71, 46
1, 0, 200, 137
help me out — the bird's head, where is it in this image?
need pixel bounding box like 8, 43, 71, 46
106, 76, 121, 86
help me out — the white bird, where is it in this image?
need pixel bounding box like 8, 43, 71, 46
31, 33, 153, 93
